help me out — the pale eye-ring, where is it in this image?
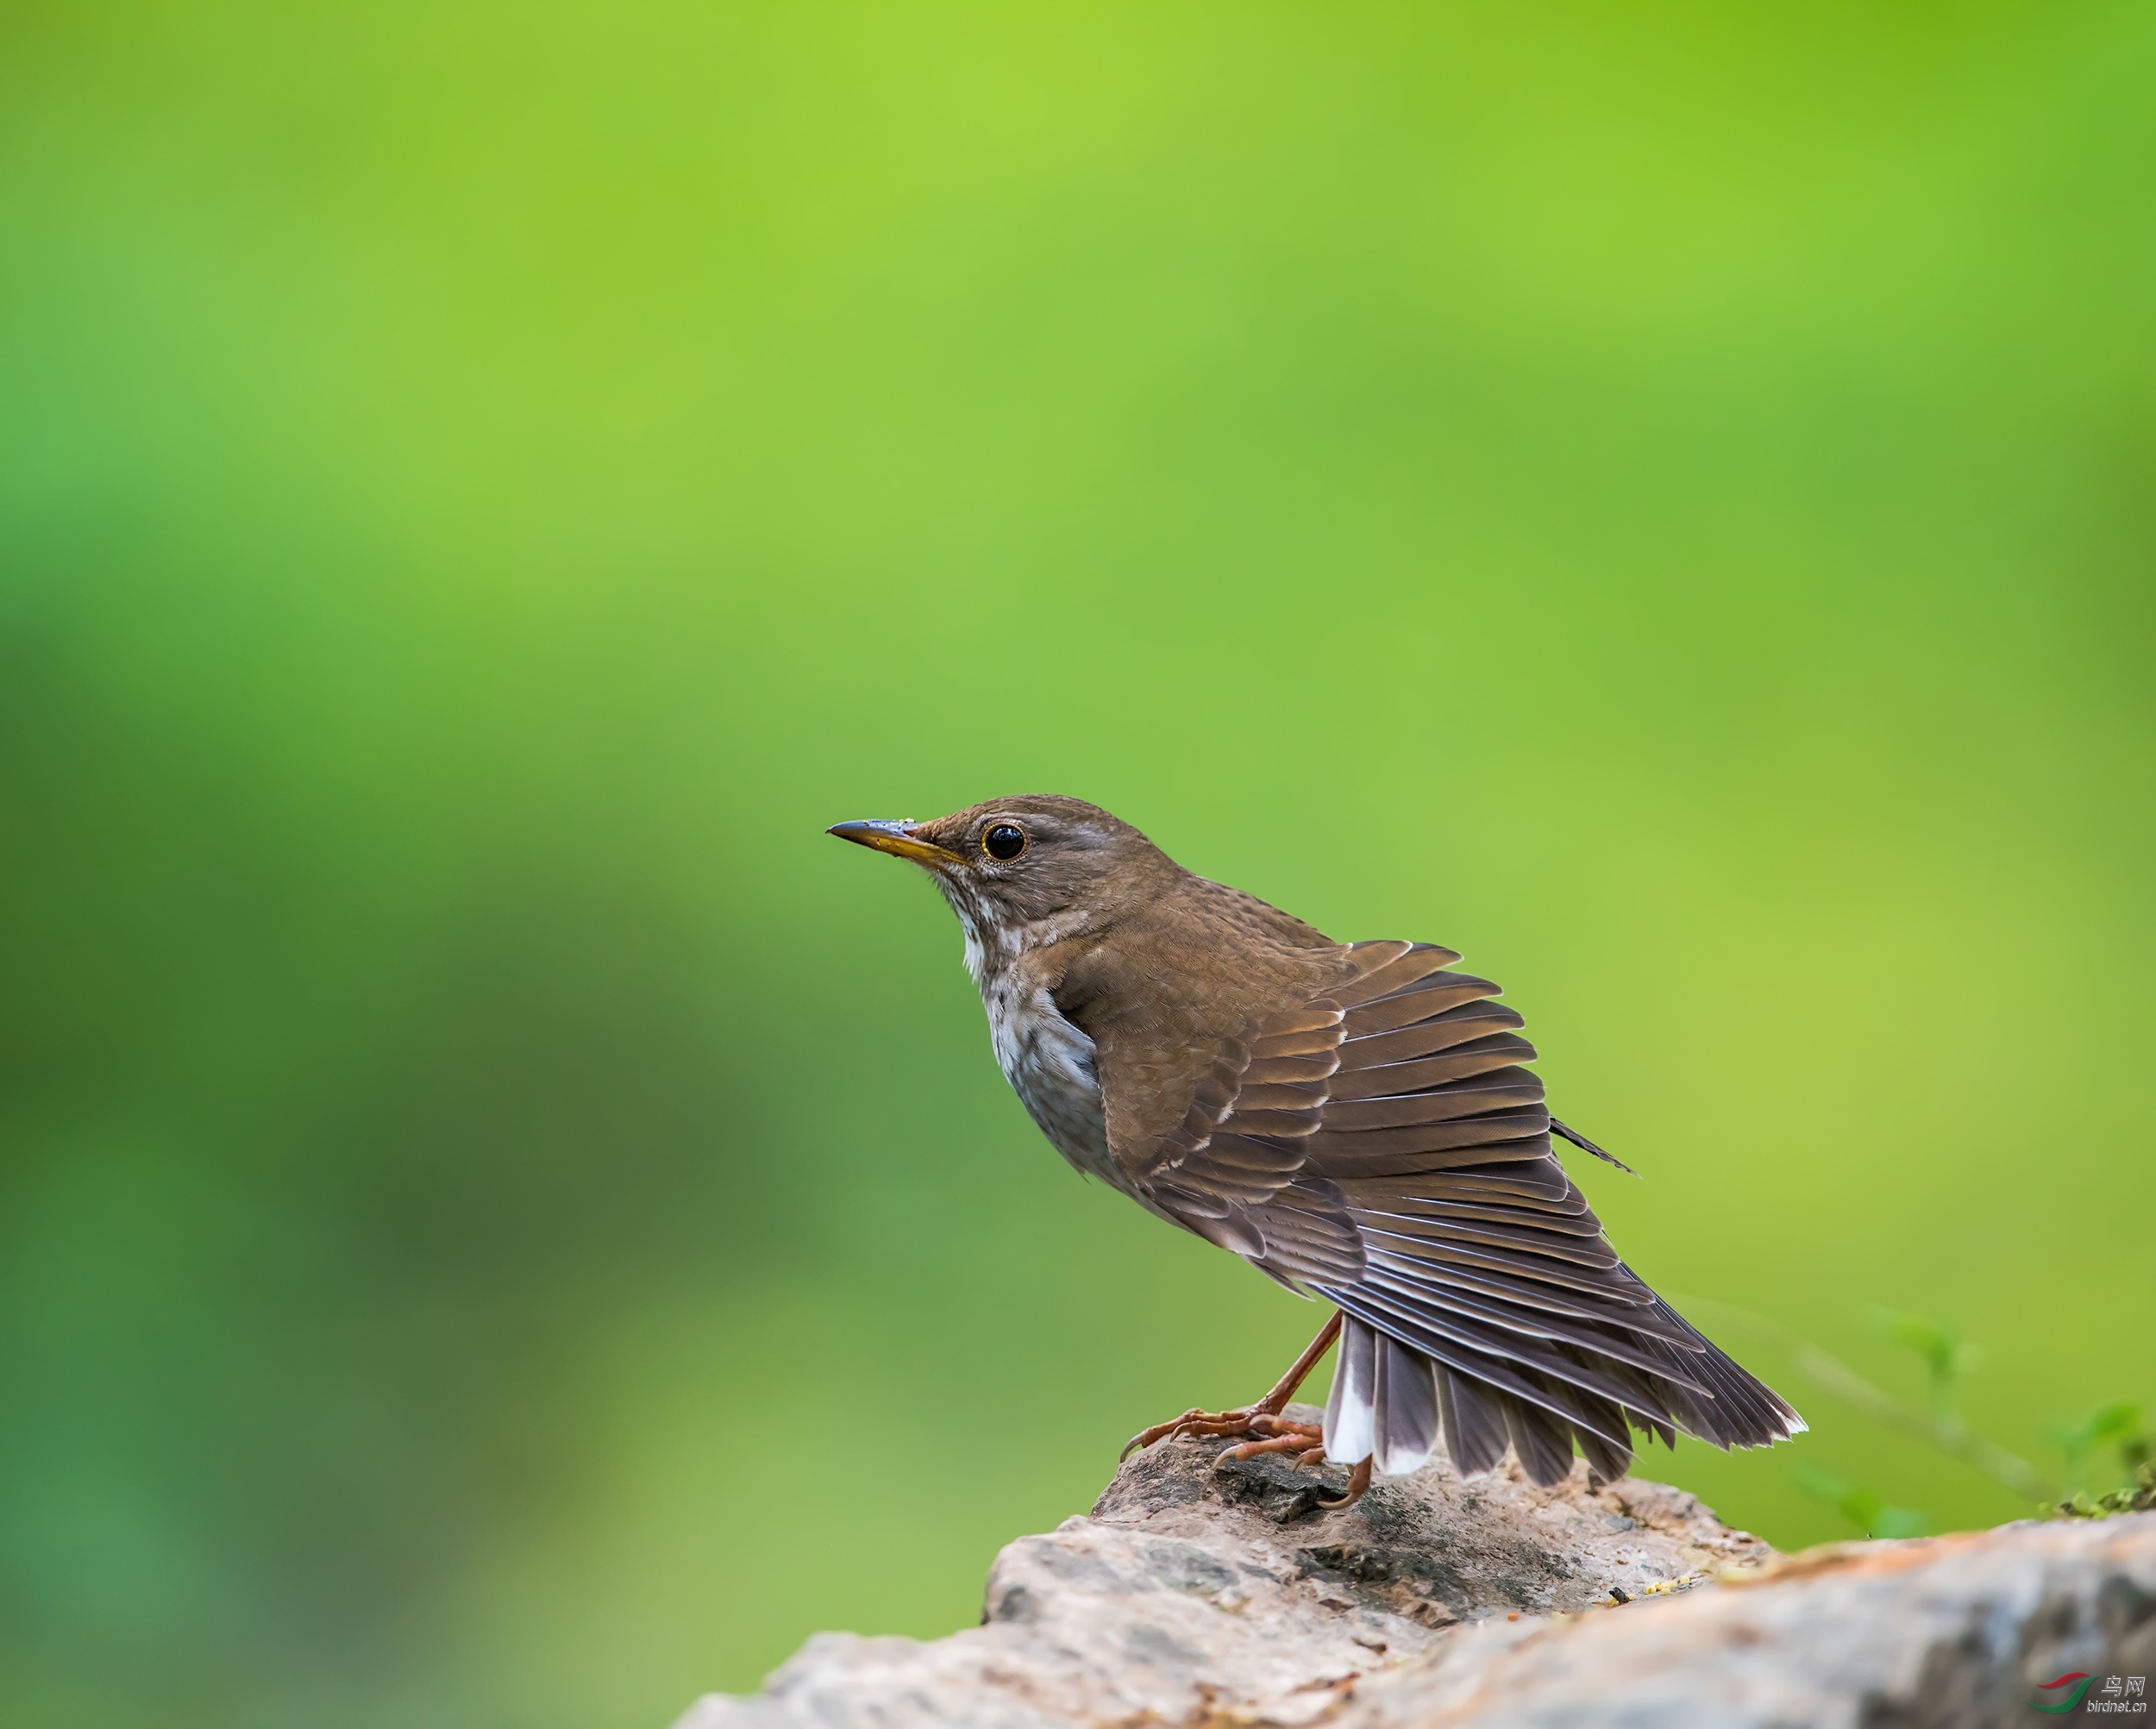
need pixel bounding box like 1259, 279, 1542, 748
982, 823, 1027, 861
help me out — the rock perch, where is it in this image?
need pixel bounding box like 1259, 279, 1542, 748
678, 1411, 2156, 1726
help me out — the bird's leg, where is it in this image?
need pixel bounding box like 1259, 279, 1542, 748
1119, 1312, 1342, 1462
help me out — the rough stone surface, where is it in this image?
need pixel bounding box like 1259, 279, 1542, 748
675, 1404, 1770, 1727
1347, 1512, 2156, 1728
675, 1413, 2156, 1729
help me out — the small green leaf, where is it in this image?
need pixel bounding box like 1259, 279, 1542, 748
1795, 1464, 1927, 1538
1873, 1507, 1929, 1538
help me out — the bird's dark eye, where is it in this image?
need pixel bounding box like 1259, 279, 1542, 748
982, 824, 1027, 861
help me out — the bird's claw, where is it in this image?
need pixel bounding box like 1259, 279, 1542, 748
1316, 1456, 1375, 1510
1120, 1407, 1213, 1461
1121, 1405, 1263, 1459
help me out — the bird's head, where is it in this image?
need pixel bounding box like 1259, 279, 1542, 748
827, 794, 1167, 935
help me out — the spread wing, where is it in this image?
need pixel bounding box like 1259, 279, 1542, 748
1100, 941, 1802, 1479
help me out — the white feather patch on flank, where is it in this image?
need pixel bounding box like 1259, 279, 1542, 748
1324, 1316, 1377, 1465
990, 977, 1114, 1184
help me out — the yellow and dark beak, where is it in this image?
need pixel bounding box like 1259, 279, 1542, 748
826, 818, 964, 868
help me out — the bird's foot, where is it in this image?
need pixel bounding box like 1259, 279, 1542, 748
1212, 1429, 1374, 1511
1119, 1403, 1372, 1512
1119, 1405, 1320, 1463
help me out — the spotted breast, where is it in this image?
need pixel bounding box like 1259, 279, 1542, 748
981, 962, 1118, 1186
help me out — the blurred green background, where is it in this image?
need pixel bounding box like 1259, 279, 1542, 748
3, 1, 2153, 1725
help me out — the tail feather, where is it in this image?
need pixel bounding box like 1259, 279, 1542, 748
1373, 1333, 1439, 1475
1576, 1423, 1632, 1483
1505, 1397, 1578, 1487
1440, 1366, 1511, 1474
1319, 1294, 1802, 1488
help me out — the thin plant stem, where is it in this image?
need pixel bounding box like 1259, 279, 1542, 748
1666, 1293, 2059, 1504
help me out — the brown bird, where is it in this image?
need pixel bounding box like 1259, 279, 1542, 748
830, 795, 1802, 1507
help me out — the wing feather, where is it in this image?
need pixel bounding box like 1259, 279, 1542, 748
1357, 1204, 1619, 1266
1324, 1035, 1539, 1099
1343, 1001, 1526, 1067
1318, 1068, 1545, 1131
1341, 974, 1502, 1037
